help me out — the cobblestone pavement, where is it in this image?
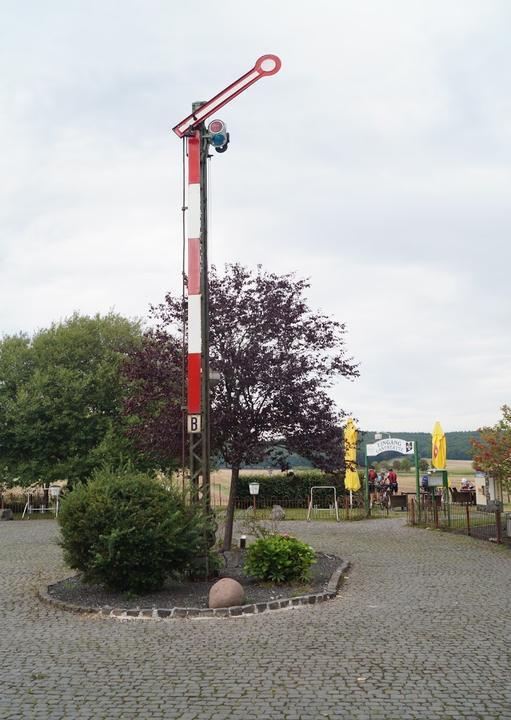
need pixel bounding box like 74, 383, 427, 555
1, 518, 510, 720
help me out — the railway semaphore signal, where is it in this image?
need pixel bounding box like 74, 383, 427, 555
172, 55, 282, 508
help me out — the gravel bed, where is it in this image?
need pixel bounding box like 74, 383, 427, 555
47, 551, 341, 610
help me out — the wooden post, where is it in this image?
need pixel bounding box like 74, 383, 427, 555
496, 508, 502, 544
465, 504, 471, 536
414, 440, 420, 510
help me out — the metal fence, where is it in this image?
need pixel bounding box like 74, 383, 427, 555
1, 501, 26, 516
407, 492, 507, 545
1, 500, 57, 517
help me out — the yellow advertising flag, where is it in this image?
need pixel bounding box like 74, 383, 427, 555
344, 418, 361, 492
431, 421, 447, 469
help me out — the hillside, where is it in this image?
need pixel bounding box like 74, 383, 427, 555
359, 430, 480, 461
226, 430, 480, 470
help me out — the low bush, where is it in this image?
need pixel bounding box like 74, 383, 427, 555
58, 467, 212, 593
243, 533, 316, 583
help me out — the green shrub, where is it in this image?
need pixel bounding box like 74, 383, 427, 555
58, 468, 212, 593
243, 533, 316, 583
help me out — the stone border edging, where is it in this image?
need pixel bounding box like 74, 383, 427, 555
38, 560, 351, 621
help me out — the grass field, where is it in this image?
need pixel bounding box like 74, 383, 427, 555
210, 468, 286, 506
427, 459, 475, 475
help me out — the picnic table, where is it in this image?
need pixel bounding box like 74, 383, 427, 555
389, 494, 408, 511
451, 488, 476, 505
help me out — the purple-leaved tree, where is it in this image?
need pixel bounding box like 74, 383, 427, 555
123, 264, 359, 549
122, 331, 183, 469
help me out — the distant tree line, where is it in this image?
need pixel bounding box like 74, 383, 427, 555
225, 430, 481, 469
357, 430, 480, 464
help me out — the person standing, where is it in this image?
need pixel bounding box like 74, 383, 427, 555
388, 468, 398, 494
368, 467, 377, 502
376, 471, 384, 499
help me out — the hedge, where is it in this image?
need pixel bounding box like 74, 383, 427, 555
235, 471, 345, 503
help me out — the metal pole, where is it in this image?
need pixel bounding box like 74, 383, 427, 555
496, 508, 502, 544
414, 440, 422, 524
181, 138, 187, 494
443, 469, 451, 528
184, 104, 212, 515
414, 440, 420, 509
365, 452, 370, 516
186, 116, 203, 503
199, 123, 211, 514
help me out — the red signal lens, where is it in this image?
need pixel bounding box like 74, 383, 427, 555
209, 119, 224, 133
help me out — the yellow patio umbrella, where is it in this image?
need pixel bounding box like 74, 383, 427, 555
432, 421, 447, 469
344, 418, 361, 506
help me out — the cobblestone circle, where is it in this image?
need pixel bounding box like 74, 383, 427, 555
38, 556, 350, 620
1, 518, 510, 720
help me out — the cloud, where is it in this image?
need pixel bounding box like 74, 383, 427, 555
0, 0, 509, 431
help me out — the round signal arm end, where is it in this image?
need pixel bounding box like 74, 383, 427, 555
254, 54, 282, 76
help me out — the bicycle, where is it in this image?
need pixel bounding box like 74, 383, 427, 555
370, 487, 392, 514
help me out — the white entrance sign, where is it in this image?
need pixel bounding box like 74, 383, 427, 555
366, 438, 414, 456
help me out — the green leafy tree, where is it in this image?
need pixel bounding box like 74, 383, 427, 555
400, 458, 411, 472
0, 313, 142, 484
419, 458, 429, 472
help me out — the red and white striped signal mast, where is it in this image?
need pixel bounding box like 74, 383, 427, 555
172, 55, 281, 508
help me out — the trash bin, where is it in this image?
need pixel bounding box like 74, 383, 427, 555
506, 513, 511, 538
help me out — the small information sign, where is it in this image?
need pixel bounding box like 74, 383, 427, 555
187, 414, 201, 434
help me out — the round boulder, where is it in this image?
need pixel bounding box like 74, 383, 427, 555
270, 504, 285, 520
208, 578, 245, 609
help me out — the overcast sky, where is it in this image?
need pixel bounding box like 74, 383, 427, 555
1, 0, 510, 432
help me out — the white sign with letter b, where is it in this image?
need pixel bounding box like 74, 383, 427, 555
187, 414, 201, 434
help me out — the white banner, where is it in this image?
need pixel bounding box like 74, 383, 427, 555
366, 438, 414, 457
